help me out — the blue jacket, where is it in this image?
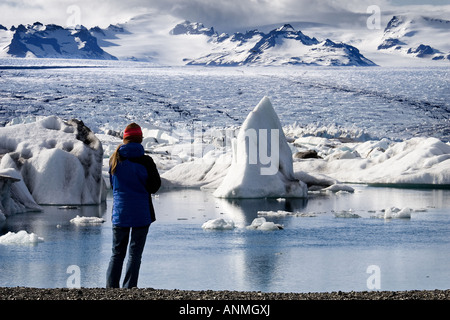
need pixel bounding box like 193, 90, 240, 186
110, 143, 161, 227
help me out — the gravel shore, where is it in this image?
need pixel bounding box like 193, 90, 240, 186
1, 287, 450, 300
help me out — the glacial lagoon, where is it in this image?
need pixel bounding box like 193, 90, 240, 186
1, 185, 449, 293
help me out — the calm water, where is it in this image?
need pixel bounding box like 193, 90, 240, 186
1, 185, 450, 293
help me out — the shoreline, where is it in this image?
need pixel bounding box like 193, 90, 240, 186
1, 287, 450, 300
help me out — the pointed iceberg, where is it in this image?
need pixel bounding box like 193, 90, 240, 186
214, 97, 307, 198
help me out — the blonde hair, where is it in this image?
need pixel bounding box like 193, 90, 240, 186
109, 123, 143, 175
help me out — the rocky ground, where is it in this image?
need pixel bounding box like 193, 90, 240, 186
1, 287, 450, 300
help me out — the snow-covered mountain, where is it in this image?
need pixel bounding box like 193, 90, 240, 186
377, 15, 450, 61
0, 16, 375, 66
88, 24, 131, 49
176, 23, 376, 66
0, 22, 117, 60
1, 12, 449, 66
169, 20, 216, 36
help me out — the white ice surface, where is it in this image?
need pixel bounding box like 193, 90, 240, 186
293, 137, 450, 186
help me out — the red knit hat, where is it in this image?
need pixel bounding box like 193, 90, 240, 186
123, 124, 143, 139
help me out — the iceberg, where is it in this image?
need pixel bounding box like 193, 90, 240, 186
0, 116, 106, 207
0, 230, 44, 244
246, 217, 283, 230
70, 215, 105, 225
384, 207, 412, 219
213, 97, 307, 198
201, 218, 235, 230
0, 168, 41, 219
257, 210, 292, 217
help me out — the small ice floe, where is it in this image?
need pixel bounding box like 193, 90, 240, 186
0, 230, 44, 245
246, 217, 283, 230
324, 184, 355, 193
69, 215, 105, 225
333, 210, 361, 218
257, 210, 292, 217
383, 207, 412, 219
201, 218, 235, 230
58, 206, 79, 210
370, 207, 413, 219
295, 212, 317, 217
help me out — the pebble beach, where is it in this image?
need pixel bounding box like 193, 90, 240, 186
1, 287, 450, 300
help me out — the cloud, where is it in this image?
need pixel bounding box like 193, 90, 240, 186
0, 0, 448, 32
143, 0, 392, 32
0, 0, 144, 28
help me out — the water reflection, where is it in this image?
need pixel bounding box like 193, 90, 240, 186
1, 203, 107, 235
205, 196, 308, 291
0, 202, 108, 288
2, 187, 450, 291
218, 197, 308, 227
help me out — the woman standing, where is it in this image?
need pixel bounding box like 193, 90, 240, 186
106, 123, 161, 288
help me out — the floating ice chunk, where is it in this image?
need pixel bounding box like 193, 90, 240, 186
334, 210, 361, 218
259, 221, 284, 230
324, 184, 355, 193
69, 215, 105, 225
246, 217, 266, 229
295, 212, 317, 217
384, 207, 412, 219
257, 210, 292, 217
0, 230, 44, 244
58, 206, 79, 210
201, 218, 235, 230
246, 217, 283, 230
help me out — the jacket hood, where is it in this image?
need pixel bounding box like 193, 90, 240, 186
119, 142, 144, 159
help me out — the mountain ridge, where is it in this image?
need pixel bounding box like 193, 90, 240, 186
172, 21, 376, 66
2, 22, 117, 60
377, 14, 450, 61
1, 13, 449, 66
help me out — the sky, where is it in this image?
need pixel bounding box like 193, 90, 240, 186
0, 0, 449, 32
